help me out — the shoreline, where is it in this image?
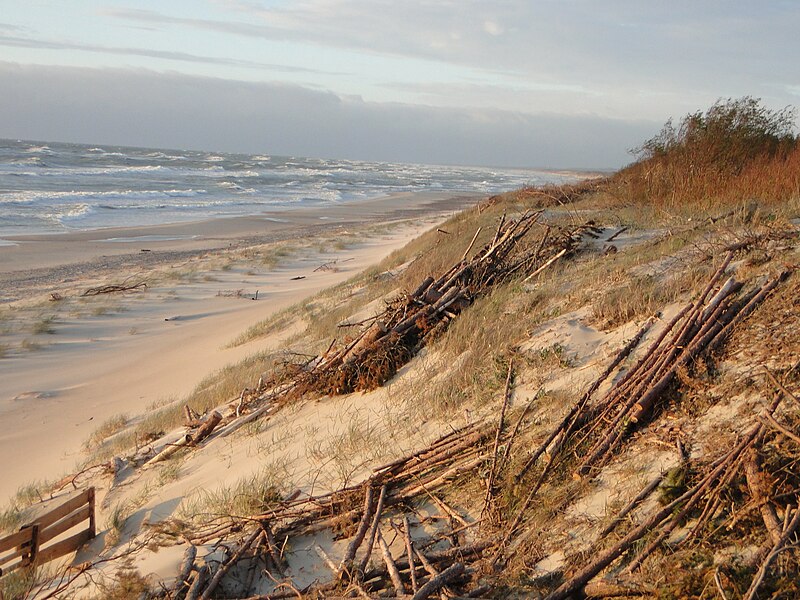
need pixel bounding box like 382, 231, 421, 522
0, 191, 478, 300
0, 190, 481, 503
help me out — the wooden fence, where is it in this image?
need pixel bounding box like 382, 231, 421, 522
0, 488, 95, 576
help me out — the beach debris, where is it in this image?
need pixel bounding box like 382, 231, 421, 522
49, 292, 64, 301
606, 225, 628, 242
144, 411, 222, 467
81, 280, 147, 296
289, 275, 305, 280
263, 211, 601, 401
314, 257, 355, 272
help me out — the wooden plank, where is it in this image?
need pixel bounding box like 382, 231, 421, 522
39, 504, 91, 545
34, 489, 91, 531
0, 558, 24, 576
36, 528, 93, 564
1, 544, 32, 566
0, 527, 35, 555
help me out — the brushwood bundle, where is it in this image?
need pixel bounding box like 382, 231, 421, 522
277, 212, 602, 398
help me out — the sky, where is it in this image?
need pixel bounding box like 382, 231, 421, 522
1, 1, 799, 169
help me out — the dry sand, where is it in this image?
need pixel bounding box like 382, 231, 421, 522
0, 191, 478, 504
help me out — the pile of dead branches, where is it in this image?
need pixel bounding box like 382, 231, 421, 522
275, 213, 601, 398
545, 370, 800, 600
155, 369, 799, 600
160, 421, 501, 599
508, 253, 792, 521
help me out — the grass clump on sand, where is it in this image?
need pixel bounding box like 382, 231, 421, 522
84, 414, 129, 450
180, 462, 290, 522
31, 315, 56, 335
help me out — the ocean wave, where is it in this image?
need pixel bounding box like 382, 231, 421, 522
25, 145, 54, 155
0, 189, 207, 205
84, 148, 128, 157
44, 203, 93, 223
31, 165, 262, 178
145, 151, 186, 160
1, 139, 577, 235
200, 167, 260, 178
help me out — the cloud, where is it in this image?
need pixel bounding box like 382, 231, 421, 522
0, 62, 657, 168
106, 1, 800, 101
0, 33, 339, 75
483, 20, 504, 36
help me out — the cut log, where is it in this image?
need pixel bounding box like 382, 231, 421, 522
744, 451, 782, 545
377, 530, 406, 594
410, 562, 465, 600
338, 483, 375, 578
193, 411, 223, 444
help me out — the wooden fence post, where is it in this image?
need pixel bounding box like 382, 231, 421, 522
21, 523, 39, 567
87, 487, 96, 539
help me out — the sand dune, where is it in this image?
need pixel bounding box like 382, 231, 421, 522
0, 192, 473, 503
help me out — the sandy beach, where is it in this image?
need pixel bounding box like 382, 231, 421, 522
0, 191, 478, 503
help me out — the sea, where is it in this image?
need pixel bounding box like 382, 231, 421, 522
0, 139, 574, 238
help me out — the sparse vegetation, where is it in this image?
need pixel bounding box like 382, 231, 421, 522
85, 414, 129, 450
180, 461, 289, 521
31, 315, 56, 335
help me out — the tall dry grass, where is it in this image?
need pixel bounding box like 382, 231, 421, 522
607, 97, 800, 211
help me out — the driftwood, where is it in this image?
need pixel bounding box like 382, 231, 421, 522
255, 213, 599, 401
410, 562, 465, 600
173, 544, 197, 597
401, 516, 418, 593
81, 280, 147, 296
185, 565, 208, 600
743, 506, 800, 600
377, 530, 406, 594
145, 411, 222, 466
338, 483, 375, 577
483, 358, 513, 517
358, 484, 387, 574
200, 528, 262, 600
71, 217, 792, 600
744, 450, 782, 546
545, 413, 773, 600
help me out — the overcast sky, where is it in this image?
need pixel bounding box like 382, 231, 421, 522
1, 1, 798, 168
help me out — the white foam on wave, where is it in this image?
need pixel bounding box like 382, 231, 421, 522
25, 145, 53, 154
0, 239, 19, 247
201, 167, 260, 178
145, 151, 186, 160
0, 188, 207, 205
44, 203, 93, 223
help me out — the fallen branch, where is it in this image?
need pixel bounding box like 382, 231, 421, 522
81, 280, 147, 296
